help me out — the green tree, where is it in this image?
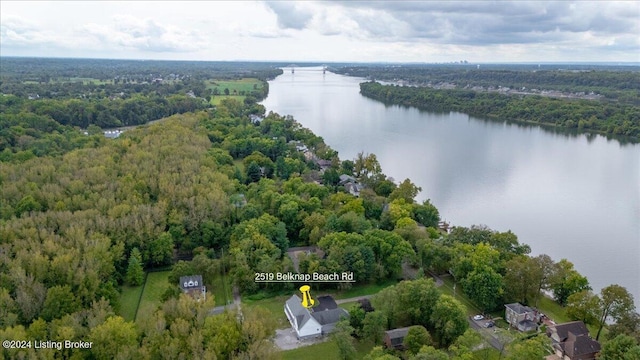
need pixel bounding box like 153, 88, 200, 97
89, 316, 138, 360
389, 178, 422, 203
430, 295, 468, 347
413, 346, 449, 360
461, 266, 503, 312
126, 248, 145, 286
607, 312, 640, 343
40, 285, 80, 322
596, 284, 636, 340
246, 161, 262, 183
566, 290, 600, 325
599, 334, 640, 360
504, 255, 539, 305
549, 259, 591, 305
362, 311, 387, 344
504, 334, 552, 360
149, 232, 174, 266
332, 319, 356, 360
403, 325, 432, 355
349, 306, 366, 337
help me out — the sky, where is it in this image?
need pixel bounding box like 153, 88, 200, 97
1, 1, 639, 63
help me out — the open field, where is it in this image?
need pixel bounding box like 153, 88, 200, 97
119, 284, 144, 322
206, 78, 263, 94
136, 271, 171, 321
207, 78, 262, 105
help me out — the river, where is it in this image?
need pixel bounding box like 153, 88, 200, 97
261, 66, 640, 307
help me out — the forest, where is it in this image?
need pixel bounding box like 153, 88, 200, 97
1, 59, 639, 359
359, 81, 640, 141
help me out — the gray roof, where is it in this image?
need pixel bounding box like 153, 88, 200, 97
286, 295, 348, 329
552, 321, 590, 341
563, 333, 601, 357
505, 302, 535, 314
286, 295, 314, 330
311, 308, 349, 326
180, 275, 203, 290
385, 327, 412, 347
315, 296, 338, 312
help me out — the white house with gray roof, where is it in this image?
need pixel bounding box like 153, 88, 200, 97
284, 294, 349, 339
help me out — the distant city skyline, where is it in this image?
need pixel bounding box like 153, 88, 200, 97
1, 1, 639, 63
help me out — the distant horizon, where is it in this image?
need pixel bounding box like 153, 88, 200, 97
1, 55, 639, 67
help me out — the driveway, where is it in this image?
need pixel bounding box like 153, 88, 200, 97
274, 328, 329, 350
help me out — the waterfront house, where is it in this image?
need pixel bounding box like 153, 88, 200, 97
546, 321, 600, 360
505, 302, 538, 332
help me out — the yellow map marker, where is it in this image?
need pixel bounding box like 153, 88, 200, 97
300, 285, 315, 309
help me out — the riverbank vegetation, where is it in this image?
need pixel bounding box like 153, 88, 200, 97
359, 81, 640, 141
1, 59, 638, 359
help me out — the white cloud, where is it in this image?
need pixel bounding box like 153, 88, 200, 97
0, 1, 638, 62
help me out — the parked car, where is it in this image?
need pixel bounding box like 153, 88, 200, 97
485, 321, 495, 328
473, 315, 484, 321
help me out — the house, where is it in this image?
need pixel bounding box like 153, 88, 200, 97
180, 275, 206, 301
104, 130, 123, 139
344, 182, 364, 197
546, 321, 600, 360
505, 303, 538, 332
384, 327, 411, 350
339, 174, 356, 184
284, 294, 349, 339
315, 159, 332, 172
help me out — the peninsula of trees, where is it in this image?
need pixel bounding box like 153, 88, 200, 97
333, 64, 640, 141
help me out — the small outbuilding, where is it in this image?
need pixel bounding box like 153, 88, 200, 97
384, 327, 411, 350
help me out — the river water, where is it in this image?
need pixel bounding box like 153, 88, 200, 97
261, 66, 640, 306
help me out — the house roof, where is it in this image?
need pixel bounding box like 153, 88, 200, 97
518, 319, 538, 329
563, 333, 601, 358
311, 308, 349, 326
339, 174, 356, 183
180, 275, 203, 290
385, 327, 411, 340
505, 302, 535, 314
285, 295, 314, 330
315, 296, 338, 312
286, 294, 348, 329
552, 321, 589, 341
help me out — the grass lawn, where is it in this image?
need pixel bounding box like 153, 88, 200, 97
206, 78, 262, 94
439, 275, 483, 316
281, 340, 339, 360
136, 271, 171, 321
119, 284, 144, 322
281, 339, 375, 360
473, 347, 503, 360
332, 279, 398, 300
536, 296, 571, 324
210, 272, 233, 307
243, 295, 291, 328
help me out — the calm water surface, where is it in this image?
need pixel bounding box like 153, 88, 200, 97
261, 67, 640, 306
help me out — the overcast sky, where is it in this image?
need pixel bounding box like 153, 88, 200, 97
1, 1, 639, 63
